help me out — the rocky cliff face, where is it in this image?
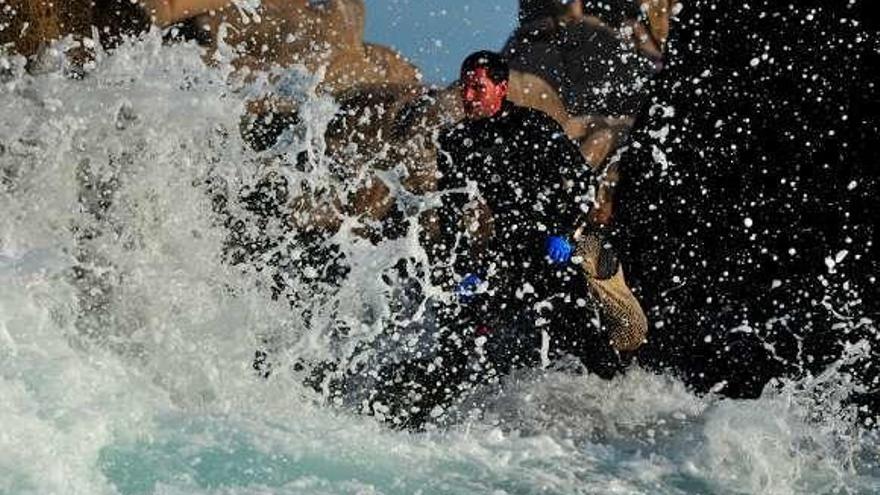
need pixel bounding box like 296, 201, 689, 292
202, 1, 459, 224
0, 0, 150, 70
504, 0, 674, 159
195, 0, 422, 95
0, 0, 420, 93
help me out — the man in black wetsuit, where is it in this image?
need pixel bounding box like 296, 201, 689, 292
366, 51, 630, 428
427, 50, 595, 367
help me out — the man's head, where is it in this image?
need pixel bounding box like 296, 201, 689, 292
460, 51, 509, 119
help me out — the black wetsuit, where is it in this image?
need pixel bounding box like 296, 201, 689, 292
429, 99, 598, 365
433, 101, 589, 274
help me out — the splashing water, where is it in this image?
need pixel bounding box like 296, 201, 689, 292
1, 35, 879, 495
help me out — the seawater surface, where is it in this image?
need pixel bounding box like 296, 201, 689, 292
1, 35, 878, 495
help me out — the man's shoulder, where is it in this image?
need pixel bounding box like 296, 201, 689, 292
505, 102, 555, 124
438, 121, 468, 145
506, 103, 566, 135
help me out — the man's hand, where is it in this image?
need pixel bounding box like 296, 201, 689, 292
455, 273, 483, 303
546, 235, 574, 264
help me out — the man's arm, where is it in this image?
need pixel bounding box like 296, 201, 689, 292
429, 130, 489, 280
139, 0, 233, 27
525, 110, 595, 264
536, 114, 594, 235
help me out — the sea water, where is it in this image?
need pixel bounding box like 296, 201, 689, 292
1, 35, 878, 495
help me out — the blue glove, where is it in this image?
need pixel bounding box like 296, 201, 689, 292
546, 235, 574, 264
455, 273, 482, 303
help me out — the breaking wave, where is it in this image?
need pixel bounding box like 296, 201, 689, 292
1, 34, 878, 494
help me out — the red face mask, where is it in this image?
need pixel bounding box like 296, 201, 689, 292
460, 67, 508, 119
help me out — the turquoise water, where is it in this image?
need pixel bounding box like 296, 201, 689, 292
1, 34, 879, 495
